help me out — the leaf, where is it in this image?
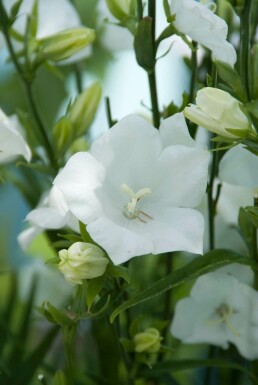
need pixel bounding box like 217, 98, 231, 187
43, 302, 71, 326
53, 370, 68, 385
10, 0, 23, 22
110, 250, 256, 322
215, 61, 247, 102
140, 359, 257, 381
107, 264, 130, 283
9, 326, 59, 385
79, 221, 95, 244
86, 275, 105, 311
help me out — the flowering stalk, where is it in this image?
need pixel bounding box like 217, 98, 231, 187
240, 0, 252, 100
147, 0, 160, 128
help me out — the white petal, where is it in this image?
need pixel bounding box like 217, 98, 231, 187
219, 145, 258, 188
18, 226, 43, 250
26, 207, 67, 229
151, 145, 209, 208
87, 217, 153, 265
90, 115, 163, 190
0, 114, 31, 163
159, 113, 196, 148
54, 152, 105, 223
139, 207, 205, 255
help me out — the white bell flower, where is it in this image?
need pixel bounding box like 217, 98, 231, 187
18, 185, 79, 250
54, 113, 209, 265
170, 0, 237, 67
0, 109, 31, 163
171, 272, 258, 360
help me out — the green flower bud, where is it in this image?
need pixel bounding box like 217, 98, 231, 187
58, 242, 108, 285
105, 0, 131, 21
38, 27, 95, 62
184, 87, 251, 138
133, 328, 162, 354
69, 83, 102, 137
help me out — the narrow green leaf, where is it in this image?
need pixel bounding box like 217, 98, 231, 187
79, 221, 95, 244
140, 359, 256, 381
86, 275, 105, 311
110, 250, 256, 322
53, 370, 68, 385
9, 326, 59, 385
7, 275, 37, 367
107, 264, 130, 283
215, 61, 247, 102
10, 0, 23, 21
45, 302, 71, 326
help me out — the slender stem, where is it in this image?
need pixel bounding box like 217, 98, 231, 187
148, 71, 160, 128
240, 0, 252, 100
207, 66, 219, 250
137, 0, 143, 19
147, 0, 160, 128
189, 42, 198, 105
74, 64, 83, 94
0, 6, 57, 172
253, 197, 258, 290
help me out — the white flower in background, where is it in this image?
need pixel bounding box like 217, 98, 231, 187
218, 144, 258, 224
18, 185, 79, 250
0, 109, 31, 163
171, 272, 258, 360
183, 87, 251, 138
170, 0, 237, 67
58, 242, 109, 285
54, 113, 209, 265
2, 0, 92, 64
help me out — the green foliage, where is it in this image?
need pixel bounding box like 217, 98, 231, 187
134, 17, 155, 72
110, 250, 256, 322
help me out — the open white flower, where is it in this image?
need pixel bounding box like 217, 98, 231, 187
171, 272, 258, 360
0, 109, 31, 163
18, 185, 79, 250
170, 0, 237, 67
54, 113, 209, 265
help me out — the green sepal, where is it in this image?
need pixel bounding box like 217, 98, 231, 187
38, 302, 72, 326
107, 264, 130, 283
86, 275, 106, 311
238, 207, 254, 253
244, 206, 258, 228
225, 127, 249, 138
119, 337, 135, 352
79, 221, 95, 244
134, 17, 155, 72
110, 249, 257, 322
155, 23, 175, 50
10, 0, 23, 23
163, 0, 171, 18
53, 370, 68, 385
45, 256, 60, 265
215, 60, 247, 102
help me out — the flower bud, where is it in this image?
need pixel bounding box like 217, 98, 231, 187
69, 83, 102, 137
53, 117, 73, 154
183, 87, 251, 138
133, 328, 162, 354
58, 242, 108, 285
105, 0, 131, 21
38, 27, 95, 62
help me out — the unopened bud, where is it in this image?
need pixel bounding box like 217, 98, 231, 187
133, 328, 162, 354
69, 83, 102, 137
58, 242, 108, 285
106, 0, 131, 21
53, 117, 73, 154
184, 87, 251, 138
38, 27, 95, 62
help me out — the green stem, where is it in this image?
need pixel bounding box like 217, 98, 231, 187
62, 325, 77, 385
0, 6, 57, 172
240, 0, 252, 100
148, 71, 160, 128
147, 0, 160, 128
189, 42, 198, 104
253, 197, 258, 290
137, 0, 143, 19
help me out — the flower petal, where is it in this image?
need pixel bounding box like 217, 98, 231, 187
54, 152, 105, 223
159, 113, 196, 148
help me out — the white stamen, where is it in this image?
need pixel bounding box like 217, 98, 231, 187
120, 183, 153, 221
206, 303, 241, 337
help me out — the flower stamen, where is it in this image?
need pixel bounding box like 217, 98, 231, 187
121, 183, 153, 222
206, 303, 241, 337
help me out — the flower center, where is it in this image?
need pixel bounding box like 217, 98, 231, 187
120, 183, 153, 222
207, 303, 240, 337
